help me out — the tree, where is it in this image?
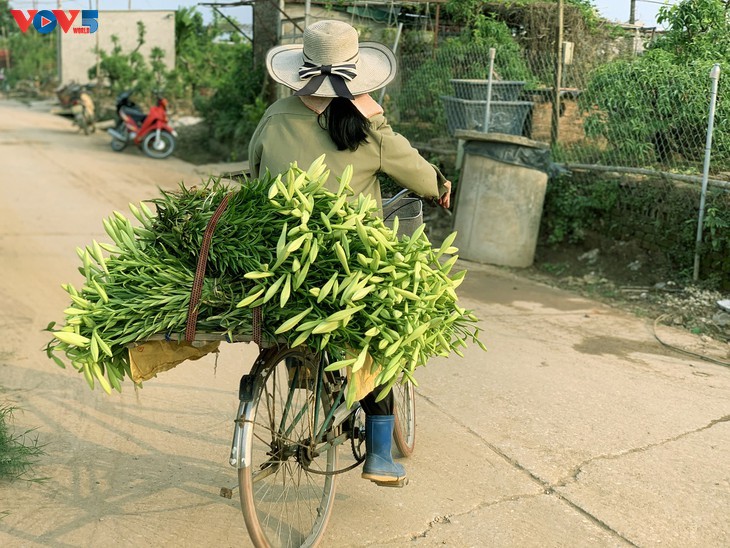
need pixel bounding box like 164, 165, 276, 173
579, 0, 730, 170
655, 0, 730, 59
2, 0, 57, 89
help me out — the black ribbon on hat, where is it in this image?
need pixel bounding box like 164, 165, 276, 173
294, 61, 357, 99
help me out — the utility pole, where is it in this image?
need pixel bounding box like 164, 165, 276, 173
629, 0, 636, 24
551, 0, 564, 147
95, 0, 101, 86
57, 0, 62, 83
254, 0, 282, 103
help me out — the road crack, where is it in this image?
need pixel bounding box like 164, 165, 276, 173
407, 493, 545, 541
363, 493, 543, 546
416, 392, 640, 547
556, 414, 730, 488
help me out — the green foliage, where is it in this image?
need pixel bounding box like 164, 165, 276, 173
169, 8, 249, 99
541, 174, 619, 244
192, 51, 265, 159
541, 173, 730, 287
170, 8, 264, 157
579, 0, 730, 172
2, 18, 57, 88
655, 0, 730, 59
87, 8, 264, 154
0, 404, 44, 483
579, 49, 728, 168
445, 0, 601, 28
91, 23, 171, 96
0, 0, 13, 31
701, 203, 730, 285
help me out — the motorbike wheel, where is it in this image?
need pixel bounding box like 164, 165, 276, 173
74, 113, 89, 135
110, 123, 128, 152
142, 130, 175, 159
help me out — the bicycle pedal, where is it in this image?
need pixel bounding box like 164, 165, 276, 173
372, 477, 408, 488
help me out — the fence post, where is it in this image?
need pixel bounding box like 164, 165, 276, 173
482, 48, 496, 132
551, 0, 564, 147
378, 22, 403, 105
693, 63, 721, 282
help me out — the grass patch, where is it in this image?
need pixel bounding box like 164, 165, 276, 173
0, 404, 44, 484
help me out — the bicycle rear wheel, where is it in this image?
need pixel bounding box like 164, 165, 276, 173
238, 347, 338, 548
393, 379, 416, 458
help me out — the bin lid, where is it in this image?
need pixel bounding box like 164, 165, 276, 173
455, 130, 549, 150
458, 131, 552, 173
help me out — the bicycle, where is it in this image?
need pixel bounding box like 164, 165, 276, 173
223, 189, 420, 547
135, 189, 420, 546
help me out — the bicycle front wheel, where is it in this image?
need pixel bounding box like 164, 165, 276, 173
238, 347, 338, 548
393, 379, 416, 458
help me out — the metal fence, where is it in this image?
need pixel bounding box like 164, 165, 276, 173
383, 31, 727, 187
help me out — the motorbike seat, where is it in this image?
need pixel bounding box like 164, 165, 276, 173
121, 105, 146, 124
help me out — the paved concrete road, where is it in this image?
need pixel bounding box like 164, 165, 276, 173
0, 100, 728, 548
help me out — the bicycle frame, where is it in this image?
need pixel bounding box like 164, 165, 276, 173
228, 348, 356, 471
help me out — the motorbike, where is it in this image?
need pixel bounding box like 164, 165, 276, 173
71, 86, 96, 135
57, 82, 96, 135
107, 90, 177, 159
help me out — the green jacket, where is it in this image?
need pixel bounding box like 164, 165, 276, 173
248, 96, 447, 211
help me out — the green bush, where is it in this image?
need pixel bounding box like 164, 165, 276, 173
192, 51, 265, 160
579, 50, 729, 170
0, 404, 44, 483
89, 22, 172, 97
541, 174, 620, 245
170, 7, 265, 158
541, 173, 730, 287
578, 0, 730, 172
0, 0, 56, 88
3, 33, 56, 89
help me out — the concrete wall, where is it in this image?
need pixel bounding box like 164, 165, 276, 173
60, 10, 175, 85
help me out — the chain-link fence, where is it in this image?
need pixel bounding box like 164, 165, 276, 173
383, 30, 728, 185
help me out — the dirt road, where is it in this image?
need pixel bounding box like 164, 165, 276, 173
0, 100, 728, 548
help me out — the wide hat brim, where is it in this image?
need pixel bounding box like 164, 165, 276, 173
266, 42, 397, 98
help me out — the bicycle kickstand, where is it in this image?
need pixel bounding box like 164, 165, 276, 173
220, 483, 239, 499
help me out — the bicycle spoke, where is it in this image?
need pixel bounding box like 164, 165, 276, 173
239, 349, 338, 547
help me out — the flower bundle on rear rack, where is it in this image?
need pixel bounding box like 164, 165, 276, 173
46, 156, 485, 406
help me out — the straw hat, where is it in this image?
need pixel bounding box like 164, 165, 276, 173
266, 20, 397, 99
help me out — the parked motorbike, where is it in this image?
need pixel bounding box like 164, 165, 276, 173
71, 86, 96, 135
108, 90, 177, 159
57, 82, 96, 135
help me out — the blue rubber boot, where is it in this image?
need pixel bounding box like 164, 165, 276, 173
361, 415, 407, 486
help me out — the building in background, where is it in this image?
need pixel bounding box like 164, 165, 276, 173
59, 10, 175, 85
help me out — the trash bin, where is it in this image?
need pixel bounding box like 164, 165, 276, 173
453, 130, 551, 267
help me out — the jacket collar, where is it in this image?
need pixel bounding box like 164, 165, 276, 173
299, 94, 384, 118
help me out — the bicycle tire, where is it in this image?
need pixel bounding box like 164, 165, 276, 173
238, 347, 338, 548
393, 379, 416, 458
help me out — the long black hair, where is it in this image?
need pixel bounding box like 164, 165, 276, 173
318, 97, 370, 151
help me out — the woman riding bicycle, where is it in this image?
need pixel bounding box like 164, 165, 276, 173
248, 19, 451, 486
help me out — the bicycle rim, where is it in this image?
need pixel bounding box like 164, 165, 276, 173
393, 379, 416, 458
239, 348, 337, 548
